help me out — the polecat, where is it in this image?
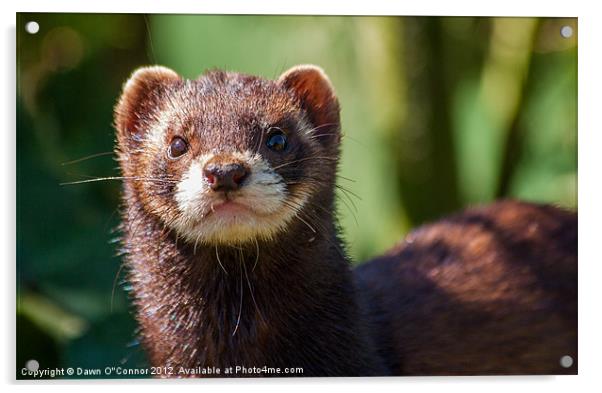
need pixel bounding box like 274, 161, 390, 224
114, 65, 577, 377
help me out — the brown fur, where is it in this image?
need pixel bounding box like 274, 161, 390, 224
356, 200, 577, 375
115, 65, 577, 377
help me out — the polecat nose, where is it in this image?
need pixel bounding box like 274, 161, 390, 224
203, 162, 249, 192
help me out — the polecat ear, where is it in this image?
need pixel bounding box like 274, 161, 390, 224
115, 65, 181, 142
278, 65, 341, 146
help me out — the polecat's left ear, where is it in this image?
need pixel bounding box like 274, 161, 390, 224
115, 65, 181, 144
279, 65, 341, 146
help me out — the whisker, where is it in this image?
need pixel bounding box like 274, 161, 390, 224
60, 176, 178, 186
336, 195, 359, 227
304, 122, 339, 135
193, 233, 201, 255
232, 257, 244, 337
110, 262, 126, 313
309, 220, 349, 260
296, 214, 317, 234
241, 248, 265, 324
215, 245, 229, 275
252, 238, 260, 272
289, 174, 361, 210
253, 181, 283, 186
307, 132, 339, 140
254, 125, 266, 156
303, 124, 364, 147
284, 201, 349, 261
283, 174, 360, 218
143, 15, 158, 64
335, 184, 362, 201
337, 175, 356, 183
61, 151, 114, 166
280, 200, 318, 234
335, 185, 360, 213
272, 156, 338, 170
286, 174, 360, 201
340, 132, 365, 147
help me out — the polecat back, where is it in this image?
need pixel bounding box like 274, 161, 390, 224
356, 200, 577, 375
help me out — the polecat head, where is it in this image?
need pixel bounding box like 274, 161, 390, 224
115, 65, 341, 245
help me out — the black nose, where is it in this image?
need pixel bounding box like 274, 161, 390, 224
203, 162, 249, 192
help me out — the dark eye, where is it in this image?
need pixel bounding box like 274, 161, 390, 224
168, 137, 188, 158
266, 128, 288, 152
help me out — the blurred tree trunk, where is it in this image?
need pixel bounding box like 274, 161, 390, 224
496, 22, 541, 198
391, 17, 466, 225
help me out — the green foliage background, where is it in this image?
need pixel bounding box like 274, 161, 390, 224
16, 14, 577, 378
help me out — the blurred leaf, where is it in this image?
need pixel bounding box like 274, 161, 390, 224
18, 291, 88, 342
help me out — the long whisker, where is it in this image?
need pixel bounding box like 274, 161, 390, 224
336, 194, 359, 227
60, 176, 178, 186
143, 15, 158, 64
215, 245, 229, 275
193, 233, 201, 255
306, 132, 340, 140
306, 216, 349, 260
272, 156, 338, 170
303, 124, 364, 147
241, 248, 265, 324
232, 256, 244, 337
61, 151, 114, 166
335, 184, 362, 202
110, 262, 125, 313
252, 238, 260, 272
295, 214, 317, 234
280, 198, 349, 261
308, 122, 339, 131
285, 196, 351, 228
287, 174, 361, 207
280, 200, 317, 234
284, 174, 360, 220
288, 173, 361, 202
254, 126, 266, 156
337, 175, 356, 183
335, 185, 360, 213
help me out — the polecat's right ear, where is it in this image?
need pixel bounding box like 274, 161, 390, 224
115, 66, 181, 141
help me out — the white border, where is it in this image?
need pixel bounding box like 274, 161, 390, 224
4, 1, 601, 392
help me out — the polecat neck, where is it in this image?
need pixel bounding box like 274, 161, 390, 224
122, 196, 387, 376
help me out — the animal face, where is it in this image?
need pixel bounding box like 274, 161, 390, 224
115, 65, 341, 245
